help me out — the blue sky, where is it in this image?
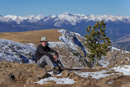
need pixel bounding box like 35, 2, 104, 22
0, 0, 129, 16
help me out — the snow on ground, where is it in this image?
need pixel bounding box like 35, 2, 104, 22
111, 65, 130, 75
35, 77, 75, 84
25, 43, 36, 48
75, 65, 130, 80
98, 59, 110, 67
36, 65, 130, 85
36, 70, 115, 85
48, 42, 65, 48
75, 70, 115, 79
36, 71, 75, 85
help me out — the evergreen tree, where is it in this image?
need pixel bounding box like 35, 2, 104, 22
84, 21, 111, 67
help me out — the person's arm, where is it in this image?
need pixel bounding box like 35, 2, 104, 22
38, 46, 53, 58
49, 48, 58, 57
49, 47, 58, 61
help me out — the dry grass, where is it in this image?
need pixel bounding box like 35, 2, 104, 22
0, 29, 62, 45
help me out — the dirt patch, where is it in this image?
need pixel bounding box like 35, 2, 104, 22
80, 67, 107, 72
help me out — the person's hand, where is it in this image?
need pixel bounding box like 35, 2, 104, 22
53, 55, 57, 62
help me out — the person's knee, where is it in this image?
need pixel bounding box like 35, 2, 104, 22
40, 55, 49, 60
43, 55, 50, 59
42, 55, 53, 62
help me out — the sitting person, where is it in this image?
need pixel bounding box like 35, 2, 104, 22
35, 36, 63, 74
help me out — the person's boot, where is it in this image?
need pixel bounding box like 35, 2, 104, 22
58, 66, 63, 73
52, 68, 59, 75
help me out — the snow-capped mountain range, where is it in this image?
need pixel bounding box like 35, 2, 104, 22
0, 12, 130, 24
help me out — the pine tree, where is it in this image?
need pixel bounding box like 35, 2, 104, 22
84, 21, 111, 67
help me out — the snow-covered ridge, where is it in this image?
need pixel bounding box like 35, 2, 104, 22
0, 39, 36, 63
111, 47, 129, 53
0, 39, 65, 64
58, 29, 87, 56
0, 12, 130, 24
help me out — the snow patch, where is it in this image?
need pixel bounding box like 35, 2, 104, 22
98, 59, 109, 67
76, 70, 115, 79
35, 77, 75, 84
48, 42, 65, 48
111, 65, 130, 75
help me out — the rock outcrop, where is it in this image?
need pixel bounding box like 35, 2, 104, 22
0, 60, 48, 87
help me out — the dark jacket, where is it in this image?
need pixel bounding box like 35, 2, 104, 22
35, 44, 58, 63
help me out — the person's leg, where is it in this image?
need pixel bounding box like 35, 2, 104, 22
57, 60, 63, 67
37, 55, 60, 74
49, 52, 63, 72
37, 55, 55, 69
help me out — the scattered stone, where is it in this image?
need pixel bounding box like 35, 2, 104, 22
73, 80, 83, 87
96, 74, 122, 87
73, 79, 90, 87
61, 70, 69, 78
69, 72, 75, 79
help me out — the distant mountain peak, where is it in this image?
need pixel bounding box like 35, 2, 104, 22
62, 12, 74, 16
63, 12, 71, 15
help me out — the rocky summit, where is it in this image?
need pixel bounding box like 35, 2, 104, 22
0, 60, 130, 87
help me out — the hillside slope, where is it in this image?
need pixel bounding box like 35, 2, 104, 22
112, 34, 130, 51
0, 29, 61, 45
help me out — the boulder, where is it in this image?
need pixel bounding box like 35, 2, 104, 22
69, 72, 80, 80
0, 73, 15, 85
